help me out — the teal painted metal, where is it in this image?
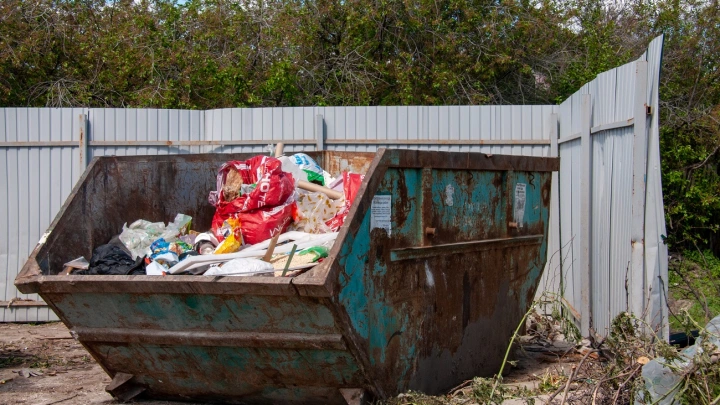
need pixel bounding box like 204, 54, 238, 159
16, 149, 558, 403
50, 293, 338, 333
324, 150, 557, 397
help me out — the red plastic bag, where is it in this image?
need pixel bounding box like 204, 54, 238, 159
209, 156, 295, 212
237, 198, 297, 245
211, 197, 297, 245
326, 172, 365, 231
210, 156, 297, 244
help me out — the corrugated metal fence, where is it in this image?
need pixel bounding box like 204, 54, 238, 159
0, 36, 666, 339
550, 35, 668, 337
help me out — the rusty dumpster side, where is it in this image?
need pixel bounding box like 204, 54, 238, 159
293, 149, 558, 398
16, 149, 558, 404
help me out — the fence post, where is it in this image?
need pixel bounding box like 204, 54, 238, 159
536, 113, 562, 314
631, 61, 649, 321
315, 114, 325, 151
580, 94, 592, 336
78, 113, 88, 170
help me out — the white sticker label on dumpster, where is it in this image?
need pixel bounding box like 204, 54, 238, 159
514, 183, 526, 227
371, 195, 392, 236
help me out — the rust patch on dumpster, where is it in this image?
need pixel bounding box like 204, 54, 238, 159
331, 149, 555, 398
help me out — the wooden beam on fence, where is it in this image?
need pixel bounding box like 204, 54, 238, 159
0, 141, 77, 147
315, 114, 325, 151
631, 61, 649, 321
580, 94, 592, 336
549, 113, 561, 297
87, 140, 316, 147
79, 114, 88, 170
325, 139, 551, 145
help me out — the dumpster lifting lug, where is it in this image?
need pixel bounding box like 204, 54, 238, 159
105, 372, 146, 402
340, 388, 366, 405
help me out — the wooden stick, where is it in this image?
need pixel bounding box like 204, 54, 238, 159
275, 143, 284, 157
298, 180, 343, 199
282, 244, 298, 277
559, 349, 596, 405
42, 394, 79, 405
262, 233, 281, 262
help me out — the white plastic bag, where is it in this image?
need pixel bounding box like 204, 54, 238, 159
119, 214, 192, 259
203, 258, 274, 277
637, 315, 720, 405
279, 153, 326, 185
145, 261, 166, 276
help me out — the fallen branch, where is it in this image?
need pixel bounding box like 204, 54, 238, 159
41, 394, 78, 405
559, 349, 596, 405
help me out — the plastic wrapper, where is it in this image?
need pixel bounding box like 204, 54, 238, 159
153, 252, 179, 268
637, 315, 720, 405
290, 191, 345, 234
326, 172, 365, 231
214, 233, 242, 254
210, 156, 297, 244
279, 153, 326, 185
119, 214, 193, 259
208, 156, 295, 212
204, 258, 274, 277
150, 238, 193, 260
298, 246, 329, 262
172, 214, 192, 235
216, 218, 242, 240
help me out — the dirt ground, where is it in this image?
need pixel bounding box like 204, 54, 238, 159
0, 322, 581, 405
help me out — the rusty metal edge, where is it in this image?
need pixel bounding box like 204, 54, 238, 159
73, 327, 347, 350
24, 275, 298, 296
293, 148, 389, 297
389, 235, 544, 262
388, 149, 559, 172
298, 148, 393, 399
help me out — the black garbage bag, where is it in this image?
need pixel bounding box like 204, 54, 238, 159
74, 244, 146, 275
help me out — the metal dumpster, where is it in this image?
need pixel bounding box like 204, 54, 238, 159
15, 149, 558, 404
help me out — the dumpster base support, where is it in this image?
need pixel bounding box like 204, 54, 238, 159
106, 372, 146, 402
340, 388, 366, 405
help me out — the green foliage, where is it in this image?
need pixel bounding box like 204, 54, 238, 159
669, 250, 720, 332
655, 2, 720, 251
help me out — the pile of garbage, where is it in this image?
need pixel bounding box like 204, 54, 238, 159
64, 148, 365, 278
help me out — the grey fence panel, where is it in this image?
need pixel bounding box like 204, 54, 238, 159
556, 139, 582, 318
644, 37, 669, 337
316, 105, 554, 156
591, 130, 614, 334
553, 35, 666, 337
87, 109, 206, 159
608, 126, 634, 322
0, 107, 86, 322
